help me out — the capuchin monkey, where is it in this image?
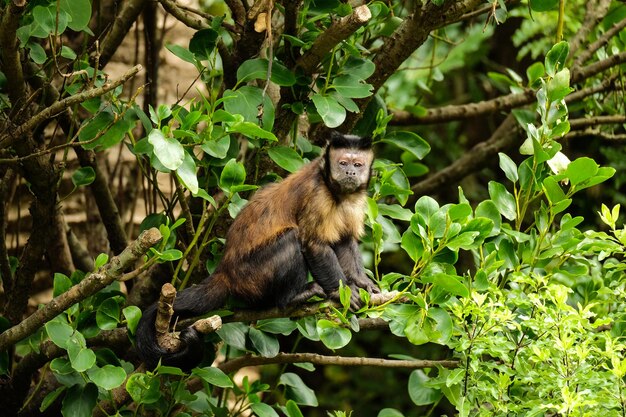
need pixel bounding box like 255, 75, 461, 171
136, 131, 379, 369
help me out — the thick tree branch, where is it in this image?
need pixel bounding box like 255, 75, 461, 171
0, 228, 162, 351
569, 115, 626, 130
218, 352, 459, 374
0, 65, 143, 150
0, 0, 27, 117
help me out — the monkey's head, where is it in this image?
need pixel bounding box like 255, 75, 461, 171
322, 131, 374, 194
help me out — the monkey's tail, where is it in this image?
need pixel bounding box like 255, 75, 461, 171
135, 273, 229, 370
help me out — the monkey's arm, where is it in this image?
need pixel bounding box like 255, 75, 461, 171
334, 238, 380, 294
303, 241, 361, 310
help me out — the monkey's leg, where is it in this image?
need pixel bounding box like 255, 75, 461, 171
303, 242, 361, 310
287, 282, 326, 306
333, 238, 380, 294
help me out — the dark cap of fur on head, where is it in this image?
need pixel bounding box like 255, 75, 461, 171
329, 130, 372, 150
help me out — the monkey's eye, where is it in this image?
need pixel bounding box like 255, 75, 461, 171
354, 162, 363, 168
339, 161, 348, 166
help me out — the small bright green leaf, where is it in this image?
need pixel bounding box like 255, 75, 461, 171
66, 333, 96, 372
498, 153, 518, 183
201, 134, 231, 158
545, 41, 569, 76
60, 0, 92, 31
53, 273, 73, 297
148, 129, 185, 170
123, 306, 142, 335
229, 121, 277, 141
176, 152, 199, 194
488, 181, 517, 221
316, 319, 351, 350
401, 230, 424, 263
219, 159, 246, 194
284, 400, 305, 417
237, 58, 296, 86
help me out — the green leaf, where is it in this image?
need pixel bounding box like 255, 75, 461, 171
378, 409, 405, 417
41, 386, 66, 412
343, 57, 376, 79
408, 370, 442, 405
62, 383, 98, 417
545, 41, 569, 76
563, 157, 598, 186
526, 61, 545, 87
401, 230, 424, 263
28, 42, 47, 64
488, 181, 517, 221
268, 146, 305, 173
96, 298, 120, 330
159, 249, 183, 261
251, 403, 280, 417
415, 196, 439, 219
94, 253, 108, 269
421, 274, 469, 298
445, 231, 479, 251
59, 0, 92, 31
284, 400, 305, 417
53, 273, 72, 297
542, 176, 566, 204
257, 318, 298, 335
498, 153, 518, 183
66, 333, 96, 372
279, 373, 318, 406
46, 320, 74, 348
381, 131, 430, 160
192, 367, 234, 388
316, 319, 351, 350
87, 365, 127, 390
249, 327, 280, 358
237, 58, 296, 86
229, 121, 277, 141
378, 204, 413, 221
219, 159, 246, 194
530, 0, 559, 12
426, 308, 453, 344
475, 200, 501, 236
201, 134, 231, 158
311, 93, 346, 128
176, 152, 199, 194
332, 74, 373, 98
126, 373, 161, 404
71, 167, 96, 187
547, 68, 572, 102
223, 86, 275, 130
148, 129, 185, 170
166, 44, 197, 64
217, 322, 248, 350
123, 306, 142, 335
189, 28, 219, 60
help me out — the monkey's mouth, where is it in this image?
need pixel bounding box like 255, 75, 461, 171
336, 177, 361, 193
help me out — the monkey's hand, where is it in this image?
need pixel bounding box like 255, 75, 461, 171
328, 284, 363, 311
349, 274, 380, 295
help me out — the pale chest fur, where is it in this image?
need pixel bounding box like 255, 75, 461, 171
299, 191, 367, 244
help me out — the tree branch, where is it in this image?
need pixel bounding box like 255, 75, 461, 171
218, 352, 459, 374
569, 0, 611, 59
0, 0, 28, 117
573, 16, 626, 68
0, 65, 143, 150
98, 0, 148, 69
0, 228, 162, 351
411, 114, 521, 196
295, 5, 372, 74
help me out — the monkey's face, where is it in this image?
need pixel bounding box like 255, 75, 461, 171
328, 148, 373, 193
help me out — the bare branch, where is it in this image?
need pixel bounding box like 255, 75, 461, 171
573, 16, 626, 68
569, 115, 626, 130
0, 0, 28, 116
0, 65, 143, 150
0, 228, 162, 351
569, 0, 611, 58
219, 352, 459, 374
296, 5, 372, 74
98, 0, 148, 68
